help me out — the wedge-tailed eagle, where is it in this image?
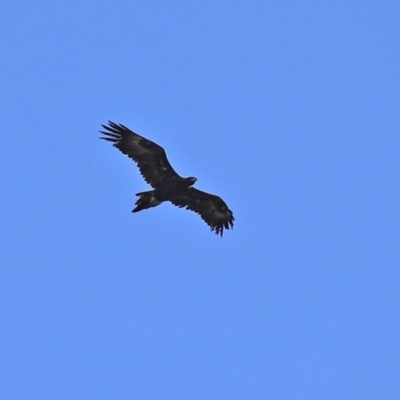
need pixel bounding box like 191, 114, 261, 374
100, 121, 234, 236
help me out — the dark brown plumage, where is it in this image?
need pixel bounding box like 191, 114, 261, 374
100, 121, 234, 236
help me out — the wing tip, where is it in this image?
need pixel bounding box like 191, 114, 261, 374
99, 121, 125, 143
211, 217, 234, 237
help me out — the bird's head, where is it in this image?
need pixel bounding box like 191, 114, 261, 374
186, 176, 197, 186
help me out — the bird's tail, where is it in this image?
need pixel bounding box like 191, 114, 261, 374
132, 191, 162, 213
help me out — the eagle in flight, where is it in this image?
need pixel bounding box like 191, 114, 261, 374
100, 121, 234, 236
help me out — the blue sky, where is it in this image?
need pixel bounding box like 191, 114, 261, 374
1, 1, 399, 399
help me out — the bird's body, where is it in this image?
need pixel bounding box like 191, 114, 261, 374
100, 121, 234, 236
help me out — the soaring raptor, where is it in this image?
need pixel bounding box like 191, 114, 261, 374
100, 121, 234, 236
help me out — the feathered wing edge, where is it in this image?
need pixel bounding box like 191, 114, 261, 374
99, 121, 181, 188
99, 121, 131, 144
170, 188, 234, 236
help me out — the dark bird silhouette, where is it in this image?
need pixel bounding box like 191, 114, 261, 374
100, 121, 234, 236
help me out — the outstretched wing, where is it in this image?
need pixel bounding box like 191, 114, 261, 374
100, 121, 180, 188
170, 188, 234, 236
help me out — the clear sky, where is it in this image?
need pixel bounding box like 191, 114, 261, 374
1, 1, 399, 399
